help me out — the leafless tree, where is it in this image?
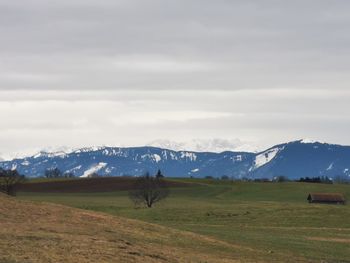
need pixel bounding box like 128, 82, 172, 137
129, 172, 169, 208
0, 169, 25, 196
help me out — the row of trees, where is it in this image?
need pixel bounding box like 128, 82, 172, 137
298, 176, 333, 184
44, 168, 74, 178
43, 168, 165, 179
202, 174, 348, 184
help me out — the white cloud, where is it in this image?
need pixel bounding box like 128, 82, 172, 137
0, 0, 350, 154
112, 55, 217, 73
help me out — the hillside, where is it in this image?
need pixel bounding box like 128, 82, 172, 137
16, 181, 350, 262
1, 140, 350, 179
0, 194, 264, 263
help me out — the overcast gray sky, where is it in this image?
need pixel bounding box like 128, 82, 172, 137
1, 0, 350, 155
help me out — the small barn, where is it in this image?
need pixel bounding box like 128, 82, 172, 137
307, 193, 345, 205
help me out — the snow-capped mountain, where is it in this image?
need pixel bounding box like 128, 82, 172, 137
147, 138, 260, 153
250, 141, 350, 179
1, 140, 350, 180
0, 146, 254, 178
0, 146, 75, 161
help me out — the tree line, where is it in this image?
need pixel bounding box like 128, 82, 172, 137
44, 167, 75, 178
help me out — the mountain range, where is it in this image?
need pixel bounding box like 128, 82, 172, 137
0, 140, 350, 180
146, 138, 260, 153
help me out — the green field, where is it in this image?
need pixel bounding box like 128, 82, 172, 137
18, 180, 350, 262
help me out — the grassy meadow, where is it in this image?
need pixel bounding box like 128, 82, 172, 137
18, 179, 350, 262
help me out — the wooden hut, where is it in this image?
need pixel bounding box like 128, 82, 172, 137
307, 193, 345, 205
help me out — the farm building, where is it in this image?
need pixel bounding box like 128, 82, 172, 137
307, 193, 345, 205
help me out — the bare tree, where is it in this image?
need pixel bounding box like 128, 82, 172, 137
0, 169, 25, 196
129, 172, 169, 208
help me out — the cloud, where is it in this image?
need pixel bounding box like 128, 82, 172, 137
111, 55, 217, 73
0, 0, 350, 153
1, 0, 350, 91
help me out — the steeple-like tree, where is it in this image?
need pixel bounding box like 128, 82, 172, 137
155, 169, 164, 178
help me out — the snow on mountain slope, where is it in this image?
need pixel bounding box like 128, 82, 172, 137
153, 154, 162, 163
300, 139, 326, 144
147, 138, 259, 153
180, 151, 197, 161
81, 162, 107, 177
0, 146, 75, 161
0, 151, 37, 161
34, 151, 68, 159
326, 163, 334, 171
251, 146, 284, 170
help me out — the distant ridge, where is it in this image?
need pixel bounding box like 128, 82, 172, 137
1, 140, 350, 180
146, 138, 260, 153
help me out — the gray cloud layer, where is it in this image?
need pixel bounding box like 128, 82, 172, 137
0, 0, 350, 154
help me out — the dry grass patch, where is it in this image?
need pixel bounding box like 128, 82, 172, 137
0, 194, 258, 263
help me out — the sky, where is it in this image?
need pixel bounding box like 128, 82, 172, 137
1, 0, 350, 157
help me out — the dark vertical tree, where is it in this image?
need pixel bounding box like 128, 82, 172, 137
129, 172, 169, 208
155, 169, 164, 178
0, 168, 24, 196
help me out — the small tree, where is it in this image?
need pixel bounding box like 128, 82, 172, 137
155, 169, 164, 178
129, 172, 169, 208
0, 169, 25, 196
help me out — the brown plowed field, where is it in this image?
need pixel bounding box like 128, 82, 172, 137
17, 177, 189, 193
